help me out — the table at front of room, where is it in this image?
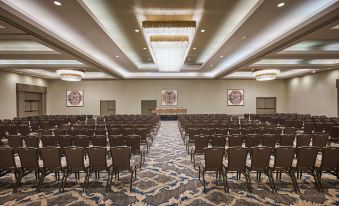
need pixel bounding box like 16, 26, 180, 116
151, 108, 187, 120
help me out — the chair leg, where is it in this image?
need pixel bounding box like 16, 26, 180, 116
13, 171, 23, 193
224, 171, 229, 193
105, 170, 111, 193
130, 170, 133, 192
198, 166, 201, 180
202, 171, 206, 193
290, 170, 299, 193
267, 170, 276, 193
83, 170, 91, 193
311, 170, 322, 193
60, 171, 69, 192
244, 170, 252, 193
315, 171, 324, 193
221, 170, 227, 193
36, 172, 46, 193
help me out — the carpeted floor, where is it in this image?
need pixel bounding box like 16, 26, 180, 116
0, 121, 338, 205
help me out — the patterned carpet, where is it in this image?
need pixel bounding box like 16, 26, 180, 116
0, 121, 338, 205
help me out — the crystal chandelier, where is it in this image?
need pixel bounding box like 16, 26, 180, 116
142, 21, 196, 72
56, 69, 85, 81
252, 69, 280, 81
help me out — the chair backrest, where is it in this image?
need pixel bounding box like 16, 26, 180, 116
211, 135, 226, 147
279, 134, 295, 146
95, 129, 107, 136
64, 147, 85, 170
262, 134, 277, 147
41, 129, 53, 136
7, 135, 23, 149
74, 135, 90, 148
24, 135, 40, 148
110, 146, 131, 171
204, 147, 224, 171
122, 128, 135, 136
312, 134, 329, 148
17, 147, 39, 170
296, 146, 318, 170
125, 135, 141, 154
273, 146, 295, 170
245, 134, 260, 148
250, 146, 272, 170
319, 147, 339, 171
226, 147, 248, 171
54, 129, 66, 136
215, 128, 227, 135
108, 135, 125, 147
87, 146, 107, 170
229, 128, 241, 135
228, 135, 243, 147
41, 135, 57, 147
194, 135, 209, 153
135, 128, 147, 141
58, 135, 73, 148
92, 135, 107, 147
40, 147, 62, 169
0, 148, 16, 170
284, 127, 296, 134
108, 128, 121, 135
296, 134, 312, 147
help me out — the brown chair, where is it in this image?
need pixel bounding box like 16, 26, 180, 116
247, 146, 275, 193
185, 128, 199, 154
262, 134, 277, 147
92, 135, 107, 147
312, 134, 329, 148
108, 128, 122, 136
215, 128, 228, 136
296, 134, 312, 147
228, 135, 243, 147
58, 135, 73, 149
61, 147, 88, 192
279, 134, 295, 147
211, 135, 226, 148
122, 128, 135, 136
15, 147, 41, 193
84, 147, 112, 193
284, 127, 296, 135
270, 147, 298, 193
24, 135, 40, 148
74, 135, 90, 148
293, 146, 321, 192
245, 134, 260, 148
41, 135, 57, 147
198, 147, 226, 193
54, 129, 66, 136
18, 124, 30, 136
125, 135, 145, 169
7, 135, 23, 149
0, 148, 19, 192
224, 147, 251, 192
38, 147, 64, 192
229, 128, 241, 135
41, 129, 53, 136
135, 128, 151, 153
95, 129, 106, 136
315, 147, 339, 193
191, 135, 209, 168
109, 146, 136, 192
108, 135, 125, 147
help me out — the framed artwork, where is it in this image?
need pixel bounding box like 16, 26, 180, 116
66, 90, 84, 107
161, 90, 178, 106
227, 89, 244, 106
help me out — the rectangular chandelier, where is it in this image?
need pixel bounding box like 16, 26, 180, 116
142, 21, 196, 72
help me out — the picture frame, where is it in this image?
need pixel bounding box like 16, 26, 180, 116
227, 89, 244, 106
66, 90, 84, 107
161, 90, 178, 106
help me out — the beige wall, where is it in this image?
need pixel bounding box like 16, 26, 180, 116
285, 69, 339, 117
0, 71, 48, 119
47, 79, 287, 115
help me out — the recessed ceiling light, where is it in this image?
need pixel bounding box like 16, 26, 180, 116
193, 47, 196, 50
242, 35, 246, 40
143, 47, 147, 50
220, 55, 223, 58
312, 70, 316, 74
187, 58, 191, 61
148, 58, 151, 60
115, 55, 119, 58
53, 1, 62, 6
134, 29, 139, 32
209, 64, 214, 67
277, 2, 285, 8
201, 29, 205, 32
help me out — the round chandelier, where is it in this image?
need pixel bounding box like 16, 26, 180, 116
56, 69, 85, 81
252, 69, 280, 81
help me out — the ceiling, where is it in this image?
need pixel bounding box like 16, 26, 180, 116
0, 0, 338, 80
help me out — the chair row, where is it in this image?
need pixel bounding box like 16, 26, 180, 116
197, 146, 339, 193
0, 146, 139, 193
